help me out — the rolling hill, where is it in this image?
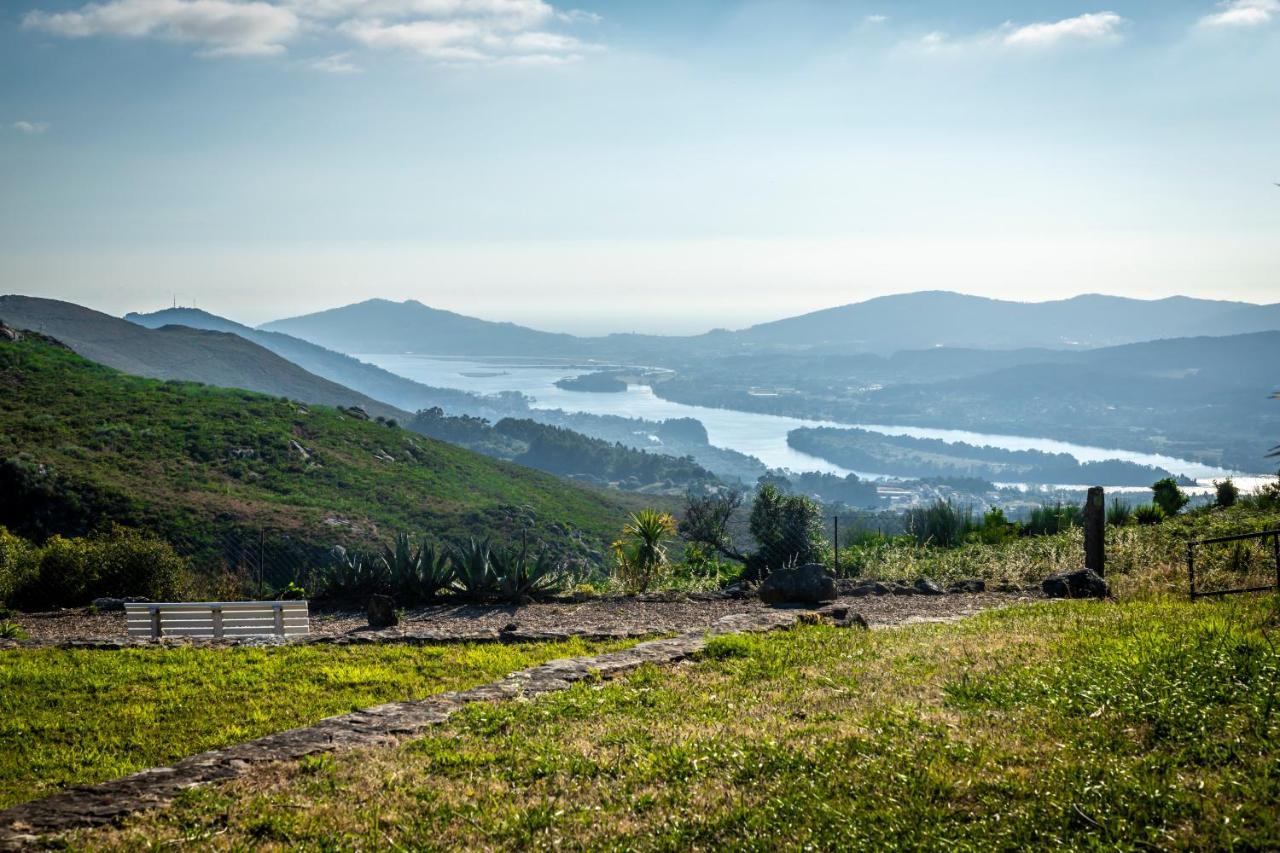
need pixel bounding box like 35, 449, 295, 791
126, 306, 523, 417
257, 291, 1280, 359
0, 326, 639, 567
261, 298, 577, 357
0, 296, 409, 421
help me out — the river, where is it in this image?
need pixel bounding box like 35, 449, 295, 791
362, 354, 1269, 493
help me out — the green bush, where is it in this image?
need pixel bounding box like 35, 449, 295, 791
93, 525, 184, 601
6, 527, 185, 609
1214, 478, 1239, 509
1152, 477, 1190, 517
904, 499, 973, 549
0, 620, 29, 640
0, 526, 36, 605
1024, 502, 1081, 537
1135, 503, 1166, 526
1106, 498, 1133, 527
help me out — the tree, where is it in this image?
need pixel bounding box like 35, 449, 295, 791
748, 483, 827, 574
1214, 478, 1238, 508
679, 491, 747, 564
1151, 477, 1189, 517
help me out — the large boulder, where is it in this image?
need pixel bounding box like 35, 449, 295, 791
1041, 569, 1109, 600
759, 564, 837, 605
366, 594, 399, 628
947, 578, 986, 594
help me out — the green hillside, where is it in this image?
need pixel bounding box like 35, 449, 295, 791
0, 296, 409, 421
0, 329, 639, 565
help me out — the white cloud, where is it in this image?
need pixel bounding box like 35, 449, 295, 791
1197, 0, 1279, 28
12, 121, 50, 135
338, 7, 598, 63
22, 0, 600, 64
1002, 12, 1126, 47
864, 14, 888, 25
23, 0, 299, 57
307, 51, 359, 72
908, 11, 1126, 53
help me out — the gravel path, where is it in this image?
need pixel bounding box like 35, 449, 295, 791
8, 591, 1038, 645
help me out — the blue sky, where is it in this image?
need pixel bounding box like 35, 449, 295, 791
1, 1, 1277, 333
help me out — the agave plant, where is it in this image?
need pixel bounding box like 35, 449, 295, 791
450, 538, 499, 600
416, 541, 455, 601
494, 546, 569, 603
381, 532, 422, 600
321, 547, 387, 600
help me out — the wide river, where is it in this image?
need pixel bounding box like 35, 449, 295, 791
363, 354, 1268, 492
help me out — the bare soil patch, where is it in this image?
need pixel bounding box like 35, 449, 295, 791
8, 591, 1037, 645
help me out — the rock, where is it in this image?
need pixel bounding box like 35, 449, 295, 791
758, 563, 837, 605
366, 594, 398, 628
344, 406, 370, 420
814, 603, 869, 629
288, 440, 310, 461
914, 577, 944, 596
1041, 569, 1109, 600
947, 578, 986, 594
90, 597, 126, 612
842, 579, 893, 597
889, 582, 917, 596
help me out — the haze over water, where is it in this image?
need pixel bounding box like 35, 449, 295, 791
363, 354, 1260, 491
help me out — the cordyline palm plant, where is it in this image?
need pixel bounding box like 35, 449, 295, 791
612, 509, 677, 594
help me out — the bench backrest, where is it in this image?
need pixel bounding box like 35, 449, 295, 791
124, 601, 309, 639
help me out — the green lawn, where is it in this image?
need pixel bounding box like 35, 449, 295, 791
0, 638, 634, 809
80, 594, 1280, 850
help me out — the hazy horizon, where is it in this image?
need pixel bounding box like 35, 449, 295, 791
8, 285, 1278, 338
3, 1, 1278, 333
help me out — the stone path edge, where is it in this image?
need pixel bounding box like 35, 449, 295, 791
0, 607, 825, 849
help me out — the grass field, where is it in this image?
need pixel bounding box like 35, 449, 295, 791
78, 594, 1280, 850
0, 637, 634, 809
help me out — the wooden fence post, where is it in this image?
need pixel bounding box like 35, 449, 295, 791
1084, 486, 1105, 576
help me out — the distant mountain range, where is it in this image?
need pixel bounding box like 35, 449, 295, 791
0, 296, 408, 421
259, 292, 1280, 357
126, 307, 521, 417
261, 298, 576, 357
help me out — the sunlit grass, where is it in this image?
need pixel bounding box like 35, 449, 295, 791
0, 637, 635, 809
81, 594, 1280, 850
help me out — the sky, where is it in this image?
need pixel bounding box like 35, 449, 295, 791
1, 0, 1278, 334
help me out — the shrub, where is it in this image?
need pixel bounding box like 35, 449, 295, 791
749, 484, 827, 570
1106, 498, 1133, 527
1151, 477, 1190, 518
0, 527, 35, 605
612, 509, 677, 594
1214, 478, 1239, 509
92, 525, 184, 601
1135, 503, 1166, 526
379, 533, 454, 604
905, 499, 973, 548
0, 620, 29, 640
1024, 502, 1081, 537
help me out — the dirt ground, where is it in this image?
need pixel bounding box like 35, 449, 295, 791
8, 590, 1038, 644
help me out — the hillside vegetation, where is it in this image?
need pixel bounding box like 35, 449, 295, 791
0, 296, 408, 421
0, 331, 640, 564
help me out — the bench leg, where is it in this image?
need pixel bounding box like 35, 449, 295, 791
150, 608, 161, 640
274, 605, 285, 636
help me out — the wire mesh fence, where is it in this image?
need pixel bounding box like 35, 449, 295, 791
164, 529, 332, 598
1187, 529, 1280, 598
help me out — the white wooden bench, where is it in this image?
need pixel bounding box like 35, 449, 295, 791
124, 601, 309, 639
